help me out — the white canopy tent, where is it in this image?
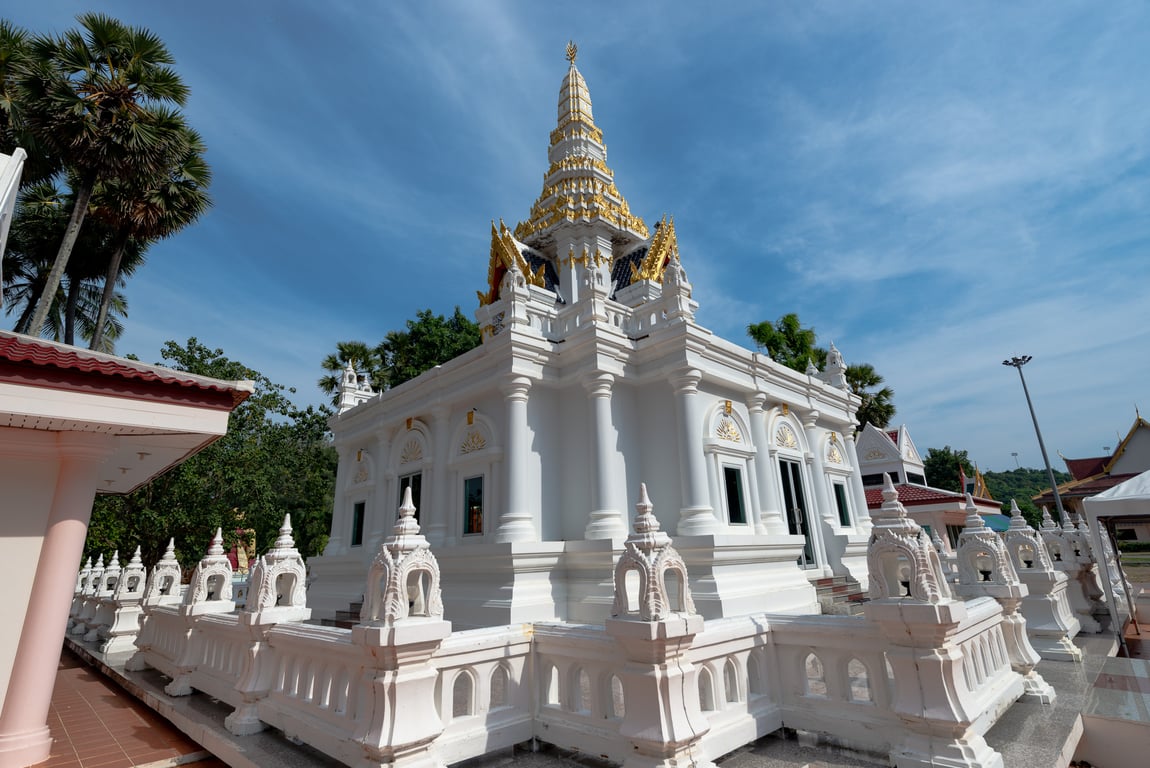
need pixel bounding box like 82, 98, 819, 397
1083, 469, 1150, 636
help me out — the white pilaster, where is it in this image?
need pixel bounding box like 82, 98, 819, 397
584, 373, 626, 539
496, 375, 537, 543
747, 394, 787, 535
671, 369, 716, 536
803, 413, 835, 528
843, 428, 873, 532
427, 406, 451, 545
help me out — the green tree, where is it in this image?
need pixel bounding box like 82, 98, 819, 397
846, 362, 896, 430
981, 467, 1070, 529
3, 179, 132, 347
747, 313, 823, 371
16, 13, 191, 337
922, 446, 975, 493
0, 20, 59, 186
747, 312, 896, 430
377, 307, 481, 389
318, 340, 383, 406
86, 339, 337, 567
87, 125, 211, 350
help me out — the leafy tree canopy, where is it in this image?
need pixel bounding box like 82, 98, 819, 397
747, 313, 895, 430
86, 338, 336, 570
319, 307, 481, 404
981, 467, 1071, 529
922, 445, 975, 493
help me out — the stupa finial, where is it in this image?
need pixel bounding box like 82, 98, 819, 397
566, 40, 578, 64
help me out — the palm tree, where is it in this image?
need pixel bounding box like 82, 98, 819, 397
16, 13, 190, 339
0, 20, 59, 187
846, 363, 896, 430
88, 124, 211, 350
3, 179, 131, 347
318, 341, 382, 406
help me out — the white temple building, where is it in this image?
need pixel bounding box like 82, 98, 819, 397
308, 45, 875, 629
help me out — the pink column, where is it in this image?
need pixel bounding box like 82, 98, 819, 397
0, 433, 112, 768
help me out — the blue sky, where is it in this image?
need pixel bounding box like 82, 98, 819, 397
10, 2, 1150, 473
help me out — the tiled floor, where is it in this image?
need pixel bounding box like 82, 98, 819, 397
40, 648, 217, 768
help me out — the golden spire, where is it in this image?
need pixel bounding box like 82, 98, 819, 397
566, 41, 578, 64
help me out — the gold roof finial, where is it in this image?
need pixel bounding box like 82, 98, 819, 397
566, 41, 578, 64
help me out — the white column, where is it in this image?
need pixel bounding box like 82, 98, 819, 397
323, 445, 352, 555
672, 369, 716, 536
496, 374, 537, 543
427, 406, 451, 545
747, 394, 787, 535
843, 428, 872, 532
584, 373, 626, 539
803, 413, 835, 527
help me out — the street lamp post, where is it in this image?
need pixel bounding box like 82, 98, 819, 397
1002, 355, 1067, 523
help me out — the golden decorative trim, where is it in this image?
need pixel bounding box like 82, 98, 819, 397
716, 418, 742, 443
478, 220, 547, 306
865, 449, 886, 460
354, 466, 369, 484
776, 424, 798, 449
467, 410, 474, 426
630, 215, 678, 284
400, 439, 423, 465
724, 399, 732, 416
566, 41, 578, 63
460, 430, 487, 455
406, 417, 413, 430
827, 444, 844, 465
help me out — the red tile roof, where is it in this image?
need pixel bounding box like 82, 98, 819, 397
0, 331, 251, 409
865, 483, 997, 508
1064, 456, 1108, 481
886, 430, 900, 444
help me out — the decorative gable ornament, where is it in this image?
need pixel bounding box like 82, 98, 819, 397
143, 538, 183, 603
820, 342, 849, 390
184, 528, 234, 606
715, 417, 742, 443
360, 486, 444, 625
611, 483, 695, 620
244, 514, 309, 620
956, 494, 1019, 588
776, 423, 799, 450
112, 547, 147, 600
1002, 500, 1056, 575
867, 474, 953, 603
827, 441, 844, 465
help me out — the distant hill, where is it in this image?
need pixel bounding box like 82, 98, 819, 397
982, 468, 1071, 527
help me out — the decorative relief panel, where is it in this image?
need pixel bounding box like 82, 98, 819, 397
716, 417, 742, 443
865, 449, 886, 460
776, 423, 798, 449
400, 439, 423, 465
460, 430, 487, 455
827, 444, 844, 465
354, 465, 369, 484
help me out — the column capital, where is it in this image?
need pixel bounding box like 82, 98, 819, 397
802, 410, 821, 430
670, 367, 702, 396
745, 391, 768, 412
500, 374, 533, 400
583, 371, 615, 398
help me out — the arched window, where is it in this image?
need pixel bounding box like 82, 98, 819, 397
490, 665, 509, 709
609, 675, 625, 719
724, 658, 740, 703
452, 671, 474, 719
574, 668, 592, 714
804, 653, 826, 697
698, 667, 716, 712
847, 658, 871, 703
543, 664, 560, 707
747, 653, 764, 697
